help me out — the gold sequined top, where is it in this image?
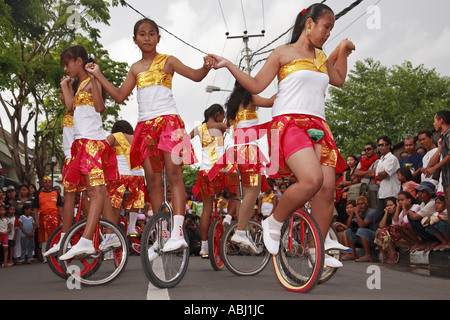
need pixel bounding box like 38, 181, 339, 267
198, 123, 224, 168
112, 132, 143, 170
136, 54, 172, 90
73, 78, 94, 109
278, 48, 328, 83
229, 109, 258, 127
61, 112, 74, 128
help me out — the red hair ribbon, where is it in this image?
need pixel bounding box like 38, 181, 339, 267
301, 8, 307, 16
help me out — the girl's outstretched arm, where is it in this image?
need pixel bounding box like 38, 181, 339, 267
89, 76, 105, 114
85, 62, 136, 104
208, 50, 279, 95
167, 56, 213, 82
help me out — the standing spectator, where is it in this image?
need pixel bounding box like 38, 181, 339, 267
0, 204, 11, 267
6, 205, 16, 266
32, 176, 63, 261
354, 142, 379, 209
415, 129, 439, 187
28, 184, 37, 200
13, 184, 33, 216
374, 135, 401, 228
17, 204, 35, 265
425, 110, 450, 215
344, 196, 377, 262
4, 185, 16, 207
399, 136, 423, 182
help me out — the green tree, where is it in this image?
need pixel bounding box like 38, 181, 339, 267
0, 0, 128, 183
182, 165, 200, 187
326, 58, 450, 157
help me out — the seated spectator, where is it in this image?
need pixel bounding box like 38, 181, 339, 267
390, 191, 422, 252
344, 196, 377, 262
374, 197, 400, 263
397, 167, 419, 198
333, 200, 355, 251
422, 195, 449, 251
408, 181, 439, 251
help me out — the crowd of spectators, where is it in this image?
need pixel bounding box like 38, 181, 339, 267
333, 110, 450, 263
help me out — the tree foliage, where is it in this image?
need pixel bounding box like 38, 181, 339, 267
326, 58, 450, 157
0, 0, 128, 183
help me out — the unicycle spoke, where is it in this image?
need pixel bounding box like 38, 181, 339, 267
140, 211, 189, 288
220, 219, 270, 276
273, 210, 324, 293
60, 218, 129, 286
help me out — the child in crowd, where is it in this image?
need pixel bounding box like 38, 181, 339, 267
7, 205, 16, 266
258, 180, 278, 218
18, 204, 35, 265
423, 195, 449, 251
0, 204, 11, 267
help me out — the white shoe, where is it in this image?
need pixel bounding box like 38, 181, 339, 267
324, 236, 352, 253
231, 232, 262, 254
147, 247, 159, 262
200, 246, 208, 257
262, 218, 281, 255
99, 234, 121, 251
43, 244, 60, 257
223, 216, 232, 229
309, 248, 343, 268
59, 243, 96, 261
162, 237, 188, 252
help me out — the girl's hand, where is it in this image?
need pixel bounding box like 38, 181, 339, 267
207, 54, 230, 69
203, 56, 216, 69
60, 76, 72, 87
85, 62, 100, 78
339, 38, 355, 57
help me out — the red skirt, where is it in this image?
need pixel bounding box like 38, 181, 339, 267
192, 170, 236, 201
38, 211, 60, 243
207, 144, 269, 192
266, 114, 347, 177
63, 139, 119, 187
130, 114, 197, 172
108, 175, 146, 210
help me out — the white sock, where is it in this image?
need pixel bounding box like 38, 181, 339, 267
172, 215, 185, 239
76, 237, 93, 247
224, 214, 232, 222
58, 233, 65, 245
235, 230, 246, 237
201, 240, 208, 249
267, 215, 283, 241
128, 212, 138, 231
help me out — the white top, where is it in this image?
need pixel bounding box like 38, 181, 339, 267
73, 104, 105, 140
375, 152, 401, 199
63, 126, 75, 160
116, 154, 144, 176
136, 85, 179, 122
272, 70, 329, 120
233, 117, 260, 147
421, 147, 439, 186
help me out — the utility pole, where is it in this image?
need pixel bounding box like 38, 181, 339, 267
227, 30, 264, 75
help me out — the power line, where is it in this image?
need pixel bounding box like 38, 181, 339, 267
123, 0, 208, 55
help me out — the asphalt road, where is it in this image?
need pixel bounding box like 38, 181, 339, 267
1, 254, 449, 303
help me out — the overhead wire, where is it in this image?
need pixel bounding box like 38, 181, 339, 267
123, 0, 208, 55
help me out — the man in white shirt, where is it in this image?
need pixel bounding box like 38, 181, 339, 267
414, 129, 439, 186
374, 135, 401, 228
